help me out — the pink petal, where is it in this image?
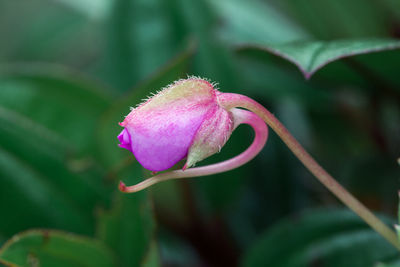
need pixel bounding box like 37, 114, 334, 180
119, 78, 218, 172
125, 102, 212, 171
118, 129, 133, 152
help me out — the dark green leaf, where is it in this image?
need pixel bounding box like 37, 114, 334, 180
0, 107, 108, 236
211, 0, 310, 43
0, 64, 112, 156
0, 230, 115, 267
171, 0, 238, 90
141, 240, 160, 267
0, 1, 99, 68
96, 193, 156, 267
104, 0, 183, 90
235, 48, 333, 110
239, 39, 400, 79
242, 209, 398, 267
0, 147, 94, 236
377, 259, 400, 267
0, 65, 112, 236
276, 0, 389, 39
381, 0, 400, 19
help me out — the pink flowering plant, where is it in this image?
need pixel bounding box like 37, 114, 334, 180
118, 77, 400, 251
2, 2, 400, 266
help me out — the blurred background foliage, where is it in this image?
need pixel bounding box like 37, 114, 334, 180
0, 0, 400, 266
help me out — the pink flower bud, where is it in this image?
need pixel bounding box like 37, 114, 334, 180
118, 78, 269, 193
118, 78, 234, 172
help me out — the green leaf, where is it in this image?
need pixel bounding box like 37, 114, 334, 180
242, 209, 398, 267
0, 146, 94, 236
239, 39, 400, 79
209, 0, 310, 43
0, 108, 109, 236
377, 259, 400, 267
235, 48, 333, 110
0, 64, 112, 156
170, 0, 238, 90
0, 230, 115, 267
96, 193, 157, 267
382, 0, 400, 19
276, 0, 389, 39
0, 1, 99, 68
141, 241, 160, 267
0, 65, 112, 236
104, 0, 183, 90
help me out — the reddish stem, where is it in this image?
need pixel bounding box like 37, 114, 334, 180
217, 92, 400, 250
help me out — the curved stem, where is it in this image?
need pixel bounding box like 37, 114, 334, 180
217, 92, 400, 250
119, 108, 268, 193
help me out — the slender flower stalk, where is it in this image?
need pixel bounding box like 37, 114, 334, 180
217, 93, 400, 250
118, 78, 400, 250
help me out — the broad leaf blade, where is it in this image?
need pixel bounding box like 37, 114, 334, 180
0, 64, 112, 156
210, 0, 310, 43
276, 0, 389, 38
96, 193, 157, 267
141, 241, 160, 267
0, 106, 109, 236
377, 259, 400, 267
0, 65, 112, 236
105, 0, 182, 90
0, 1, 99, 67
0, 230, 115, 267
235, 48, 333, 110
239, 39, 400, 79
242, 209, 398, 267
0, 147, 94, 236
